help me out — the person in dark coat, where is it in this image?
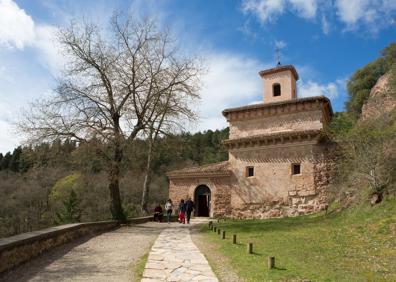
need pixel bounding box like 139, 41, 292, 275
153, 204, 163, 222
178, 199, 186, 224
185, 197, 194, 224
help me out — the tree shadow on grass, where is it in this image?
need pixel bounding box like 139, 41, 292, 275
272, 266, 287, 271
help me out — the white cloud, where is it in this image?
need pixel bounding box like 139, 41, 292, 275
242, 0, 396, 34
321, 15, 330, 34
335, 0, 372, 26
0, 0, 35, 49
0, 0, 62, 75
242, 0, 317, 24
193, 53, 268, 132
33, 25, 64, 75
0, 98, 21, 153
242, 0, 286, 23
0, 120, 19, 154
274, 40, 287, 49
298, 78, 346, 99
289, 0, 317, 19
334, 0, 396, 32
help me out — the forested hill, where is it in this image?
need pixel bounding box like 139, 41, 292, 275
2, 42, 395, 239
0, 128, 229, 237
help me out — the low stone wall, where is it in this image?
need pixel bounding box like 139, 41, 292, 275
0, 216, 154, 274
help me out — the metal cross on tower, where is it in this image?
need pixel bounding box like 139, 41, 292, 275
276, 47, 281, 66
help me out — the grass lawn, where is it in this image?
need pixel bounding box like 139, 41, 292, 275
200, 198, 396, 281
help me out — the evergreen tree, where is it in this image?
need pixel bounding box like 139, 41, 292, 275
56, 189, 81, 224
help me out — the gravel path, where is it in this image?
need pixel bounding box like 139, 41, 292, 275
0, 222, 166, 282
142, 219, 218, 282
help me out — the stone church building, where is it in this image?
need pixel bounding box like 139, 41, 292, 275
167, 65, 335, 219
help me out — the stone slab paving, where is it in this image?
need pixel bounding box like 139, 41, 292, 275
1, 222, 166, 282
142, 220, 218, 282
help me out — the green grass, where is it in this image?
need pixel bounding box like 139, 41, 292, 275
201, 198, 396, 281
133, 253, 148, 282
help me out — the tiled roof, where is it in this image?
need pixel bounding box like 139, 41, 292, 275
259, 64, 299, 80
167, 161, 231, 178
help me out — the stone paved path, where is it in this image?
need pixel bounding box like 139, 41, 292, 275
142, 220, 218, 282
0, 222, 166, 282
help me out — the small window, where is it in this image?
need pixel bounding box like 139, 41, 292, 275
292, 163, 301, 175
246, 166, 254, 177
273, 83, 281, 97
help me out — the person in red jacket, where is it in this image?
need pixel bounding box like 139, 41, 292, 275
153, 204, 163, 222
178, 199, 186, 224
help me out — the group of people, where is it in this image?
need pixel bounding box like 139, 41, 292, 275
153, 198, 194, 224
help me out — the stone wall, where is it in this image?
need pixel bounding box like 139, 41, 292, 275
227, 143, 334, 219
168, 142, 335, 219
169, 177, 231, 218
229, 110, 324, 139
0, 216, 154, 274
262, 70, 297, 103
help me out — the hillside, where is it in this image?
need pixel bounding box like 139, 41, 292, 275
0, 129, 229, 238
199, 197, 396, 281
195, 44, 396, 281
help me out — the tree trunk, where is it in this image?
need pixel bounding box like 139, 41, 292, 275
108, 143, 125, 221
141, 137, 154, 214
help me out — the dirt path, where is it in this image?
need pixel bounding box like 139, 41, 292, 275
1, 222, 166, 282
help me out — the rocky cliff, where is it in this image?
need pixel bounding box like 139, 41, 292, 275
361, 72, 396, 120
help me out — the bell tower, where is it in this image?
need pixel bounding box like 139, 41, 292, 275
259, 65, 299, 104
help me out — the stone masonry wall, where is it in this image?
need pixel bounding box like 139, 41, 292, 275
262, 70, 296, 103
0, 221, 117, 274
226, 143, 333, 219
229, 110, 323, 139
169, 177, 231, 218
0, 216, 155, 274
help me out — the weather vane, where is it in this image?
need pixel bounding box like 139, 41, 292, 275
276, 47, 281, 66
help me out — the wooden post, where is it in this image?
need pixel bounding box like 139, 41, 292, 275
213, 226, 217, 232
268, 256, 275, 269
222, 230, 226, 239
217, 228, 221, 235
217, 218, 220, 223
247, 242, 253, 254
208, 221, 213, 229
232, 234, 237, 244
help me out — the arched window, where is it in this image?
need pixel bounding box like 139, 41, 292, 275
273, 83, 281, 97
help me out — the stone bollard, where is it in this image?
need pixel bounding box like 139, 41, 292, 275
247, 242, 253, 254
217, 228, 221, 235
208, 221, 213, 229
268, 256, 275, 269
232, 234, 237, 244
222, 230, 226, 239
213, 226, 217, 232
217, 218, 220, 223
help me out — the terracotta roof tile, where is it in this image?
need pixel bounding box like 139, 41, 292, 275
167, 161, 231, 178
259, 65, 299, 80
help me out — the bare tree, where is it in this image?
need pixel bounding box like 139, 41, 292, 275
141, 83, 198, 213
19, 14, 201, 220
339, 115, 395, 204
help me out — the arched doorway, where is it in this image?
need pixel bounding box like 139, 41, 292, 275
194, 185, 211, 217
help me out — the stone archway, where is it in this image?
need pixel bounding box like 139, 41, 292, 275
194, 185, 211, 217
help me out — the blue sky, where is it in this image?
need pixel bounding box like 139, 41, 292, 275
0, 0, 395, 153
